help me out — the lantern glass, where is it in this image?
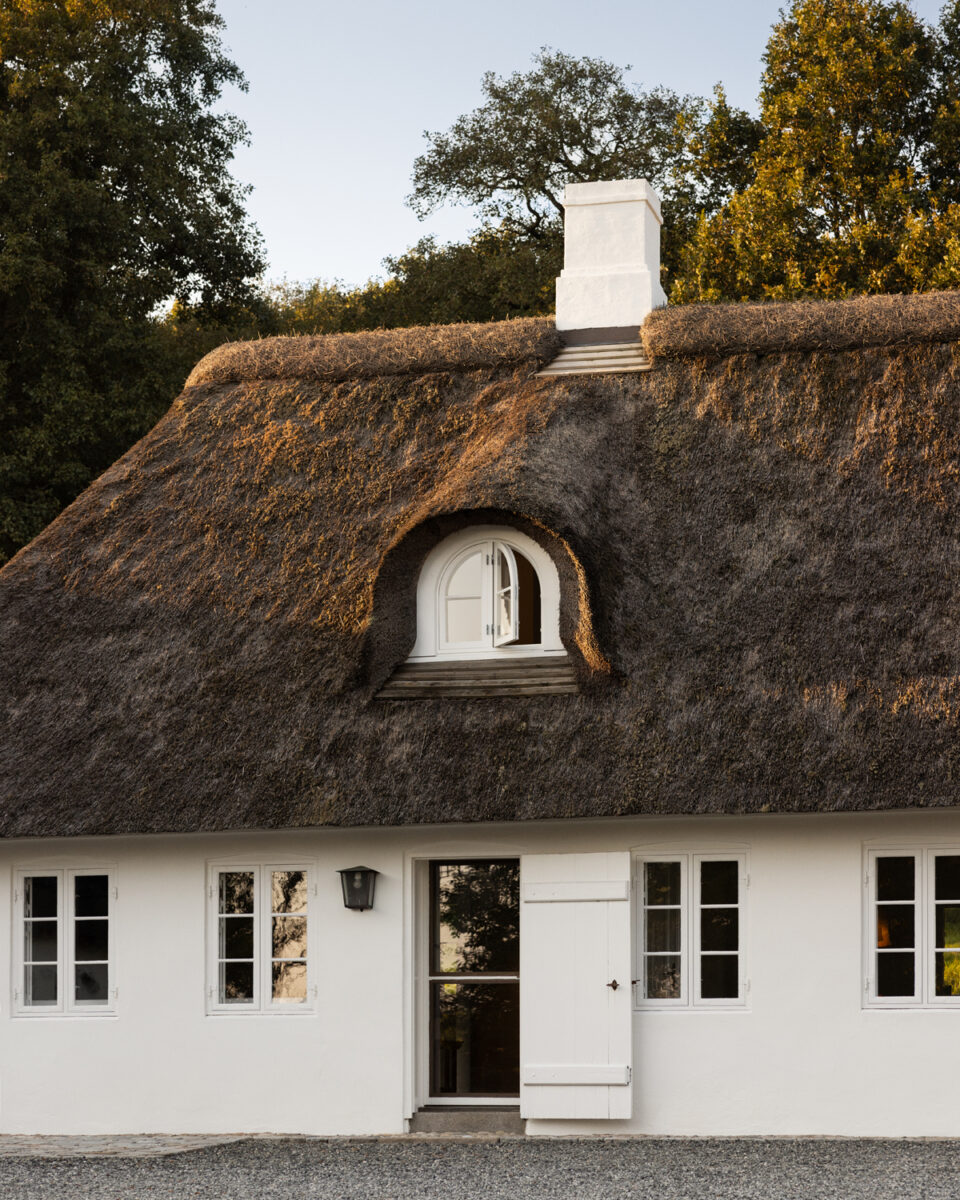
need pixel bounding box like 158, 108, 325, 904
339, 866, 378, 911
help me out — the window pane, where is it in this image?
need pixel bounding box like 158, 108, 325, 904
271, 871, 307, 914
447, 551, 483, 597
877, 951, 915, 997
877, 857, 914, 902
935, 856, 960, 901
515, 552, 541, 645
74, 919, 108, 963
272, 915, 307, 959
701, 908, 738, 952
272, 961, 307, 1003
220, 916, 254, 959
497, 588, 513, 637
220, 962, 254, 1003
25, 920, 57, 963
936, 952, 960, 997
701, 955, 739, 999
430, 981, 519, 1096
700, 861, 738, 905
645, 862, 681, 906
219, 872, 254, 914
432, 861, 520, 975
877, 905, 914, 949
24, 876, 57, 919
75, 963, 108, 1003
646, 908, 680, 953
645, 956, 681, 999
74, 875, 108, 917
936, 905, 960, 949
446, 597, 482, 643
27, 964, 57, 1005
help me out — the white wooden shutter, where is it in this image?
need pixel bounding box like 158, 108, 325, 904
493, 542, 519, 646
519, 851, 633, 1120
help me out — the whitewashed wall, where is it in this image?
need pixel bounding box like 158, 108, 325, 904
0, 808, 958, 1136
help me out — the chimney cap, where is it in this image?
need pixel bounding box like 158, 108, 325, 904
563, 178, 662, 221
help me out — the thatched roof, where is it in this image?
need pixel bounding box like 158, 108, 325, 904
5, 295, 960, 838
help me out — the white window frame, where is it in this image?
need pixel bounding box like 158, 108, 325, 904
635, 852, 747, 1010
408, 525, 564, 661
13, 868, 116, 1017
864, 846, 960, 1009
206, 862, 316, 1016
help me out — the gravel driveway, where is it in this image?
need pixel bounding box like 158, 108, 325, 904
2, 1136, 960, 1200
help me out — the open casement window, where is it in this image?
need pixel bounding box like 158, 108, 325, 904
208, 864, 314, 1014
636, 853, 747, 1009
865, 848, 960, 1007
14, 869, 115, 1016
494, 542, 519, 646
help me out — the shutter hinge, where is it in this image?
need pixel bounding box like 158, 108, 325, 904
112, 886, 118, 901
745, 873, 751, 889
110, 986, 118, 1000
864, 977, 870, 994
208, 884, 214, 900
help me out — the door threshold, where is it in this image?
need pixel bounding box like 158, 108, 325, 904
419, 1104, 520, 1112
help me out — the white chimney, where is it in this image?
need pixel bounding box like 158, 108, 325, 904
555, 179, 667, 341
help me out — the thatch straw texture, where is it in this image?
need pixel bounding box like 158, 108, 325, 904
5, 302, 960, 838
643, 290, 960, 358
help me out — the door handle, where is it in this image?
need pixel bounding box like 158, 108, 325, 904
606, 979, 619, 990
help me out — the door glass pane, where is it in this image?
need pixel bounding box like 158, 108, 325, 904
432, 861, 520, 975
74, 875, 108, 917
877, 905, 914, 948
272, 916, 307, 958
75, 920, 108, 962
645, 955, 681, 999
877, 951, 915, 996
446, 596, 482, 644
701, 955, 738, 999
430, 981, 519, 1096
25, 920, 57, 963
27, 964, 57, 1005
220, 916, 254, 959
220, 961, 254, 1003
645, 862, 681, 906
272, 871, 307, 913
877, 857, 915, 901
935, 856, 960, 901
75, 963, 108, 1003
701, 861, 738, 905
219, 872, 254, 914
272, 961, 307, 1003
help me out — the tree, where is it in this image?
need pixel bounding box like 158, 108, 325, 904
0, 0, 264, 564
671, 0, 958, 301
407, 48, 744, 279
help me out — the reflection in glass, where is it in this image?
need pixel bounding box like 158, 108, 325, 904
431, 982, 519, 1096
936, 856, 960, 901
272, 916, 307, 958
220, 872, 254, 914
936, 905, 960, 949
646, 909, 680, 953
75, 875, 108, 917
877, 857, 914, 902
25, 920, 57, 963
645, 862, 681, 907
877, 951, 915, 996
272, 871, 307, 913
936, 952, 960, 996
646, 955, 681, 1000
432, 862, 520, 975
24, 876, 57, 919
75, 919, 108, 963
701, 861, 738, 905
27, 964, 57, 1005
701, 908, 738, 952
220, 961, 254, 1002
76, 963, 108, 1003
272, 961, 307, 1003
701, 955, 738, 999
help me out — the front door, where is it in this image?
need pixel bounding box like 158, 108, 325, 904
428, 860, 520, 1100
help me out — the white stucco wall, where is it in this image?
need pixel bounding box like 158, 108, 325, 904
1, 808, 958, 1136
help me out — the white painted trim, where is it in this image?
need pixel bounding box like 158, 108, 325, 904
522, 881, 630, 903
523, 1064, 630, 1086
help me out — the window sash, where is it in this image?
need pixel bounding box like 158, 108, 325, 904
637, 853, 746, 1009
15, 869, 115, 1016
865, 848, 960, 1008
208, 864, 313, 1014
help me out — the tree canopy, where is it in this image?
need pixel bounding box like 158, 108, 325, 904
0, 0, 263, 563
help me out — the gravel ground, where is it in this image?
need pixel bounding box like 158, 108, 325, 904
2, 1136, 960, 1200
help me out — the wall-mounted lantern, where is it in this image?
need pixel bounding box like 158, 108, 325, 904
338, 866, 379, 911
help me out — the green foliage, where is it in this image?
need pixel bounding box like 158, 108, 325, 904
672, 0, 960, 301
0, 0, 264, 564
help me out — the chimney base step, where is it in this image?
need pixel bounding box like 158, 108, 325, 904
537, 341, 652, 377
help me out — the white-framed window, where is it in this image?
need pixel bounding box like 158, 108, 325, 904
408, 525, 564, 661
13, 869, 115, 1016
207, 864, 314, 1014
636, 853, 747, 1008
865, 848, 960, 1007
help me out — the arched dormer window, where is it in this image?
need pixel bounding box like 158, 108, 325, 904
408, 526, 564, 662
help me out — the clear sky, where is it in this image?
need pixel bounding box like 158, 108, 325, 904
215, 0, 947, 287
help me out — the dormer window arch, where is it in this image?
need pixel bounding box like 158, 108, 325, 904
408, 525, 564, 662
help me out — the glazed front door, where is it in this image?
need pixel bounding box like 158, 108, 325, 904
428, 860, 520, 1099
